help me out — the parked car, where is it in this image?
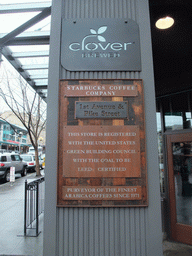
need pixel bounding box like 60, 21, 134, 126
28, 146, 43, 156
38, 156, 43, 169
20, 154, 36, 172
0, 153, 27, 182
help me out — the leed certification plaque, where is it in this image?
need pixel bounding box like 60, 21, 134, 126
63, 125, 140, 178
57, 79, 148, 207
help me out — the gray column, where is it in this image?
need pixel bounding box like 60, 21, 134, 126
43, 0, 163, 255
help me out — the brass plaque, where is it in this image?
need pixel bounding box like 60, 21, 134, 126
63, 125, 140, 178
75, 101, 128, 119
57, 79, 147, 207
63, 186, 142, 200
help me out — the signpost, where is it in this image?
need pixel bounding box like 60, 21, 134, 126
10, 167, 15, 185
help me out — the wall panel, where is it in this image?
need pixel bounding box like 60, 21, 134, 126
58, 208, 149, 256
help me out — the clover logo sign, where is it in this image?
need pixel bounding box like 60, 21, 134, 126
82, 26, 107, 50
90, 26, 107, 42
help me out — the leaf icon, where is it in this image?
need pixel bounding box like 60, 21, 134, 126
97, 26, 107, 34
90, 29, 97, 34
97, 35, 106, 42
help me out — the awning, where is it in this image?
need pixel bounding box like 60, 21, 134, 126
0, 141, 30, 146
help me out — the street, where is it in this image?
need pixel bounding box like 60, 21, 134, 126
0, 171, 44, 256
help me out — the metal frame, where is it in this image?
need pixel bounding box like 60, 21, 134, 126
167, 132, 192, 245
0, 2, 52, 14
0, 2, 52, 101
24, 177, 45, 237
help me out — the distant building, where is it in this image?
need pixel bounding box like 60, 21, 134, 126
1, 110, 46, 147
0, 118, 29, 153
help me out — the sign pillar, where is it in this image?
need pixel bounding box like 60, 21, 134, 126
44, 0, 163, 255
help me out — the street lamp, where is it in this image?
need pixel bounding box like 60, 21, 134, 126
18, 132, 23, 153
155, 16, 174, 30
39, 137, 43, 145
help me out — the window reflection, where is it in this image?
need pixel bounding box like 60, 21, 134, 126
157, 91, 192, 131
165, 113, 183, 130
173, 142, 192, 225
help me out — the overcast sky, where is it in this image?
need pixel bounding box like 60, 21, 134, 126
0, 1, 51, 33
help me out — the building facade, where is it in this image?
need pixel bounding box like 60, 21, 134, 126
1, 110, 46, 150
0, 118, 29, 153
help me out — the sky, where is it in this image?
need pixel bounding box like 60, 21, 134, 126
0, 57, 16, 113
0, 1, 51, 34
0, 56, 46, 113
0, 0, 49, 4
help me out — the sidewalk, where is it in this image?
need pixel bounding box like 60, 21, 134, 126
163, 240, 192, 256
0, 172, 192, 256
0, 172, 44, 256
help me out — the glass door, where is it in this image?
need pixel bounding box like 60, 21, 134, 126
167, 133, 192, 245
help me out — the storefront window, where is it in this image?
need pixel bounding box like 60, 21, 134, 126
161, 92, 192, 131
156, 91, 192, 195
165, 112, 183, 130
172, 141, 192, 225
186, 112, 192, 128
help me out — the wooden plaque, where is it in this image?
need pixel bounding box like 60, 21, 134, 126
57, 79, 148, 207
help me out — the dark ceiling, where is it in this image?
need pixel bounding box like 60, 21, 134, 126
149, 0, 192, 97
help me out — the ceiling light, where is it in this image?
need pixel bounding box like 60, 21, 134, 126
155, 16, 174, 29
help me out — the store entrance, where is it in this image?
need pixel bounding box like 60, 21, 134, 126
167, 132, 192, 245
